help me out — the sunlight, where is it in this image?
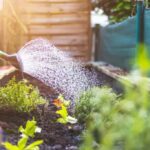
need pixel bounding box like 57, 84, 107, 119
91, 9, 109, 27
0, 0, 3, 10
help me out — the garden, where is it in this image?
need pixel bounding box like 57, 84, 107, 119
0, 0, 150, 150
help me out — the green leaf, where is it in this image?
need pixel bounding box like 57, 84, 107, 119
57, 118, 67, 124
56, 105, 77, 124
58, 94, 70, 107
19, 119, 37, 138
25, 140, 43, 150
2, 142, 19, 150
56, 105, 68, 119
17, 136, 28, 149
3, 119, 43, 150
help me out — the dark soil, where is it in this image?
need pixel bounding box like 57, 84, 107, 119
0, 65, 118, 150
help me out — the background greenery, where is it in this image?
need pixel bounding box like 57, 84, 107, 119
92, 0, 150, 23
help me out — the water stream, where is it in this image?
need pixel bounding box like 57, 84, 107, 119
17, 38, 100, 99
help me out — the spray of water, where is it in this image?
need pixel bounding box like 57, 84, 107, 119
17, 38, 100, 100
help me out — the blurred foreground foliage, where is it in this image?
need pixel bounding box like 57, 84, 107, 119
76, 45, 150, 149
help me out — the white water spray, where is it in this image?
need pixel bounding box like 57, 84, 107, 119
17, 38, 99, 99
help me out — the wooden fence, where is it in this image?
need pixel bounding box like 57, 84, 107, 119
0, 0, 92, 61
0, 11, 2, 50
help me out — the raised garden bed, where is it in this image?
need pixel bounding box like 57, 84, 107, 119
0, 63, 125, 150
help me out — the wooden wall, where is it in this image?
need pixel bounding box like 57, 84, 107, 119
2, 0, 92, 61
2, 0, 28, 53
0, 10, 3, 50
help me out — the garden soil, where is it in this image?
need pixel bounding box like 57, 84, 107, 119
0, 65, 117, 150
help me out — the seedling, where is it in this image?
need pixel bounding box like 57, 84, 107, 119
56, 105, 77, 124
53, 95, 77, 124
53, 94, 70, 107
3, 119, 43, 150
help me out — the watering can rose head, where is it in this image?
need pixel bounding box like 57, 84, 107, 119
0, 50, 22, 70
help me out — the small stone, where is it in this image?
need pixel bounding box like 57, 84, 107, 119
70, 125, 83, 134
0, 121, 10, 129
40, 144, 52, 150
73, 135, 81, 143
65, 146, 78, 150
52, 144, 63, 150
46, 146, 53, 150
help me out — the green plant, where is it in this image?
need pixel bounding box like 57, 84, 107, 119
80, 76, 150, 150
92, 0, 133, 23
53, 94, 70, 107
0, 78, 46, 113
3, 119, 43, 150
56, 105, 77, 124
53, 94, 77, 124
79, 46, 150, 150
109, 1, 131, 23
75, 87, 118, 124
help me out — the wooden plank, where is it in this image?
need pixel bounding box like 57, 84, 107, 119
73, 56, 90, 62
25, 13, 89, 25
29, 35, 88, 46
57, 45, 89, 52
22, 11, 89, 17
22, 36, 89, 50
27, 0, 88, 3
29, 23, 89, 31
90, 62, 128, 79
0, 66, 16, 80
22, 2, 89, 14
28, 31, 87, 36
60, 50, 87, 56
28, 24, 88, 35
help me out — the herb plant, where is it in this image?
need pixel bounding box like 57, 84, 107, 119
75, 86, 118, 124
80, 75, 150, 150
80, 46, 150, 150
0, 78, 46, 113
3, 119, 43, 150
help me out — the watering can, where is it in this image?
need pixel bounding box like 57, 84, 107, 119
0, 50, 21, 69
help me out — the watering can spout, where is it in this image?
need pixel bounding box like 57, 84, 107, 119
0, 50, 21, 69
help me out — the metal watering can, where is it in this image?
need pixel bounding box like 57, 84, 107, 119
0, 50, 21, 69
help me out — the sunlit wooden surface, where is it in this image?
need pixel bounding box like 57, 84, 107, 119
1, 0, 91, 61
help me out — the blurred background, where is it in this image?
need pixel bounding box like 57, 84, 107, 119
0, 0, 149, 63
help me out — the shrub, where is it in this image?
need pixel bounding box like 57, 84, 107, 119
79, 74, 150, 150
0, 78, 46, 113
75, 86, 118, 124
